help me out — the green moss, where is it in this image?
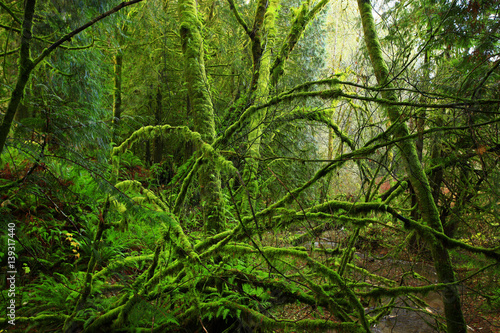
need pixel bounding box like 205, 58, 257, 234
93, 254, 154, 280
196, 299, 365, 332
113, 125, 202, 157
306, 256, 371, 332
179, 0, 225, 234
357, 0, 467, 330
241, 0, 278, 215
227, 0, 250, 35
173, 156, 201, 215
83, 305, 125, 332
114, 180, 169, 212
112, 51, 123, 143
0, 0, 36, 156
270, 0, 330, 86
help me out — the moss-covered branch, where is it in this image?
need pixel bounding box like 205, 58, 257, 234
385, 207, 500, 261
0, 0, 145, 157
64, 198, 111, 332
270, 0, 330, 86
213, 88, 343, 149
145, 230, 234, 292
114, 179, 169, 212
277, 108, 357, 150
197, 299, 365, 332
93, 254, 154, 280
113, 125, 202, 156
82, 305, 126, 332
270, 197, 499, 262
357, 281, 459, 299
0, 1, 22, 25
227, 0, 251, 35
32, 0, 145, 67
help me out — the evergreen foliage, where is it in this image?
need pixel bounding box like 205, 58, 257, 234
1, 0, 499, 332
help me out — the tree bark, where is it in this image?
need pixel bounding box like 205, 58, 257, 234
356, 1, 467, 332
112, 51, 123, 144
153, 84, 163, 164
179, 0, 225, 234
241, 0, 278, 216
0, 0, 36, 158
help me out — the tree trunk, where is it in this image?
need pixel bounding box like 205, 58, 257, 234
241, 0, 278, 215
0, 0, 36, 157
179, 0, 225, 234
0, 0, 143, 157
112, 51, 123, 145
356, 1, 467, 332
153, 84, 163, 164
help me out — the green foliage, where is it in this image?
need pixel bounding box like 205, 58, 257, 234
1, 0, 499, 332
26, 272, 84, 315
119, 150, 144, 169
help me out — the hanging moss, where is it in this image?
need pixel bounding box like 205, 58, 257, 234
112, 125, 202, 157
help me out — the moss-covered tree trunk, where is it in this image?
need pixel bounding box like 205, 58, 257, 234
0, 0, 36, 158
356, 1, 467, 332
112, 50, 123, 144
241, 0, 278, 215
241, 0, 330, 213
179, 0, 224, 234
153, 84, 163, 164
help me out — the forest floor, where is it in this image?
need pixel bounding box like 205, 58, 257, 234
265, 228, 500, 333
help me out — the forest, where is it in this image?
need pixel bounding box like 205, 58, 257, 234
0, 0, 499, 332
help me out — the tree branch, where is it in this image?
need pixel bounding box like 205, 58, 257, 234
227, 0, 251, 36
0, 1, 22, 25
33, 0, 144, 67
